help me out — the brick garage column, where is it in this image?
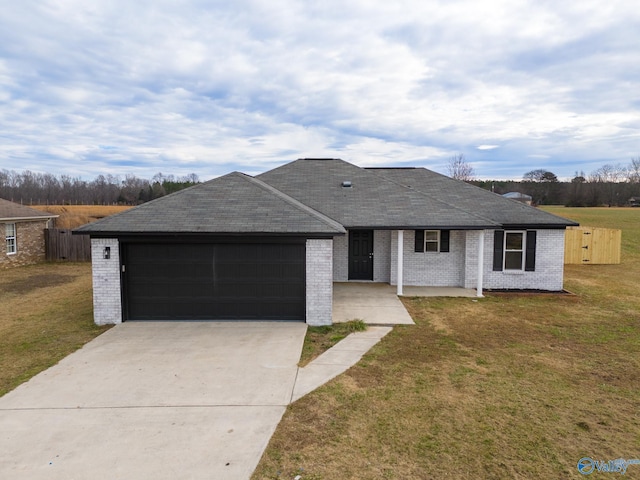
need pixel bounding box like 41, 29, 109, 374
306, 238, 333, 326
90, 238, 122, 325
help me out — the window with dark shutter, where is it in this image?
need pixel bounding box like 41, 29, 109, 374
504, 231, 525, 270
493, 230, 504, 271
525, 231, 537, 271
440, 230, 450, 252
415, 230, 450, 253
414, 230, 424, 252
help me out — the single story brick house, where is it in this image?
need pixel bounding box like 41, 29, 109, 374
75, 158, 578, 326
0, 198, 57, 270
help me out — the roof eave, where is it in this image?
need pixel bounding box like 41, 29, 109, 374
0, 215, 58, 222
344, 224, 498, 230
500, 222, 579, 229
73, 230, 345, 237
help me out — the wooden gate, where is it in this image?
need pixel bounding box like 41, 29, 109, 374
564, 227, 621, 264
45, 229, 91, 261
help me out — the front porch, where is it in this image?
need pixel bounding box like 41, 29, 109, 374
332, 282, 477, 326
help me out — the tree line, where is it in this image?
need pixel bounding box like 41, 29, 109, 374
0, 170, 200, 205
3, 157, 640, 207
450, 156, 640, 206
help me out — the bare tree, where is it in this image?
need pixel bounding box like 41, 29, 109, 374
447, 154, 475, 181
627, 157, 640, 183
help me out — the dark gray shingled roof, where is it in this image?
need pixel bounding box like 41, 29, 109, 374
370, 167, 578, 228
258, 159, 501, 229
0, 198, 57, 222
75, 172, 345, 235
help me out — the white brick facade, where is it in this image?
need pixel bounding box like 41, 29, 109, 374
373, 230, 391, 282
90, 238, 122, 325
463, 230, 481, 289
390, 230, 466, 286
89, 229, 565, 326
306, 238, 333, 326
482, 229, 565, 291
333, 233, 349, 281
333, 228, 566, 292
332, 230, 391, 282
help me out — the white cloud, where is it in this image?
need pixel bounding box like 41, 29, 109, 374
0, 0, 638, 180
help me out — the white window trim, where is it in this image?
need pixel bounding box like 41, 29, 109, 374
5, 223, 17, 255
503, 230, 525, 272
424, 229, 440, 253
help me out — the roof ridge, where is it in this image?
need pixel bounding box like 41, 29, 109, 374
234, 173, 346, 233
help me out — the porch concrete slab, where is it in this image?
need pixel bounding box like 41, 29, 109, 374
291, 326, 392, 402
333, 282, 414, 325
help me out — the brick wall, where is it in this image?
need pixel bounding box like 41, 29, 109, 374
373, 230, 391, 282
390, 230, 466, 286
332, 230, 391, 282
335, 229, 565, 291
0, 220, 48, 270
91, 238, 122, 325
306, 238, 333, 325
482, 229, 566, 291
333, 233, 348, 281
463, 230, 481, 289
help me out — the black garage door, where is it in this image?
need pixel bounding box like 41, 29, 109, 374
123, 243, 305, 321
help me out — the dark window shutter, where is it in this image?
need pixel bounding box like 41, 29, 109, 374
493, 230, 504, 271
414, 230, 424, 252
440, 230, 450, 252
525, 230, 537, 271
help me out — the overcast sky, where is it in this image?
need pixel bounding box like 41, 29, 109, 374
1, 1, 639, 181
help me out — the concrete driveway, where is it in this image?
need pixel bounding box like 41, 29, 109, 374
0, 322, 307, 480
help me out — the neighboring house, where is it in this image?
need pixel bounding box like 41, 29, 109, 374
75, 158, 578, 326
629, 197, 640, 207
502, 192, 533, 205
0, 198, 58, 269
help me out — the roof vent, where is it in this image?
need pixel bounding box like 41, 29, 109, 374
342, 181, 352, 188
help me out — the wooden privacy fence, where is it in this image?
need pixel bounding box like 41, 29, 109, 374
45, 229, 91, 262
564, 227, 621, 265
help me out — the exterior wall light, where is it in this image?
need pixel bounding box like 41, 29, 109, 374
103, 246, 111, 259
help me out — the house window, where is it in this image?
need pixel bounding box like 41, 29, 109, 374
504, 231, 525, 270
5, 223, 16, 255
414, 230, 450, 253
425, 230, 440, 252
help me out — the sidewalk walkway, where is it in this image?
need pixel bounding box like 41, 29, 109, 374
291, 326, 393, 402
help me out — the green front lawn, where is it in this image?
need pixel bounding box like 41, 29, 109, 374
253, 207, 640, 479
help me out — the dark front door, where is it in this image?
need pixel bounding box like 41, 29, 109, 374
349, 230, 373, 280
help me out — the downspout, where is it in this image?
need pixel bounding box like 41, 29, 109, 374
397, 230, 404, 296
477, 230, 484, 297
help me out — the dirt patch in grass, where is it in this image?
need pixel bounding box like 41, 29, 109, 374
0, 263, 111, 397
0, 273, 78, 294
253, 208, 640, 480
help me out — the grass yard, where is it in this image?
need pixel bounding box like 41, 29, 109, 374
0, 262, 111, 397
253, 207, 640, 479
